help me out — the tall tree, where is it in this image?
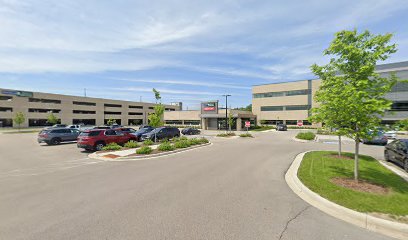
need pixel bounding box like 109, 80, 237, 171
310, 29, 397, 181
13, 112, 25, 131
153, 88, 161, 103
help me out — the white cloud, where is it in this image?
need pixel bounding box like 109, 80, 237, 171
114, 78, 251, 89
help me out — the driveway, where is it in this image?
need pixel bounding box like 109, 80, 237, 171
0, 131, 393, 239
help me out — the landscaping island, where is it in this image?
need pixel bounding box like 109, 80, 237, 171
298, 151, 408, 223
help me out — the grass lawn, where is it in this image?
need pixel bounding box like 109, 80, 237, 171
250, 126, 275, 132
298, 151, 408, 217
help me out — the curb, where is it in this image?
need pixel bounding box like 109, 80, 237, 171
89, 142, 212, 161
291, 136, 316, 143
285, 151, 408, 240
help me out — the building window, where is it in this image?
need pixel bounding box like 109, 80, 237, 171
29, 108, 61, 113
260, 106, 284, 111
73, 119, 96, 125
73, 110, 96, 114
73, 101, 96, 106
104, 111, 121, 115
0, 107, 12, 112
129, 105, 143, 109
390, 101, 408, 111
285, 105, 310, 111
0, 96, 13, 101
148, 107, 154, 110
129, 112, 143, 115
391, 81, 408, 92
253, 89, 310, 99
285, 120, 298, 125
29, 118, 60, 127
165, 108, 176, 111
128, 119, 143, 125
29, 98, 61, 104
184, 120, 200, 125
104, 119, 121, 125
165, 120, 183, 125
104, 103, 122, 108
0, 118, 13, 127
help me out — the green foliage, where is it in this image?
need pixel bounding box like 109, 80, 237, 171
13, 112, 25, 129
188, 138, 201, 145
316, 128, 337, 135
216, 132, 236, 137
394, 119, 408, 131
102, 142, 122, 151
143, 139, 154, 146
153, 88, 161, 102
299, 151, 408, 216
309, 29, 398, 180
239, 133, 253, 138
198, 137, 209, 144
107, 118, 117, 126
174, 139, 191, 148
148, 104, 165, 128
235, 104, 252, 112
47, 112, 59, 125
124, 140, 139, 148
228, 112, 234, 131
295, 132, 316, 140
158, 141, 175, 151
250, 126, 274, 131
136, 146, 153, 154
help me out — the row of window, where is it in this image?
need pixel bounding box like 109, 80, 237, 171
253, 89, 311, 99
260, 120, 312, 125
260, 105, 311, 111
165, 120, 201, 125
0, 96, 13, 101
0, 107, 12, 112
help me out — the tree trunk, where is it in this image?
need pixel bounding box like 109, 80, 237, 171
338, 135, 342, 156
354, 138, 359, 182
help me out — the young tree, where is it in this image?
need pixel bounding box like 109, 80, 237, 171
13, 112, 25, 131
310, 29, 397, 181
228, 112, 234, 132
149, 89, 164, 141
107, 118, 117, 126
47, 112, 59, 125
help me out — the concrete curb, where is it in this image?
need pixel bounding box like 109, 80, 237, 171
89, 142, 212, 161
285, 151, 408, 240
291, 136, 316, 143
378, 160, 408, 182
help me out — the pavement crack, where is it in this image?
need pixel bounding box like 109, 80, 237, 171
278, 206, 310, 240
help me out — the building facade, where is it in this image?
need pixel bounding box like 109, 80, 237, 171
252, 61, 408, 126
0, 88, 179, 128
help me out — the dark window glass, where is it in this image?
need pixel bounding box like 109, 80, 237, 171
80, 131, 101, 137
260, 106, 284, 111
73, 101, 96, 106
285, 105, 310, 111
390, 101, 408, 111
129, 112, 143, 115
129, 105, 143, 109
73, 110, 96, 114
104, 103, 122, 108
0, 96, 13, 101
0, 107, 12, 112
104, 111, 121, 115
29, 108, 61, 113
285, 89, 311, 96
105, 130, 116, 136
29, 98, 61, 104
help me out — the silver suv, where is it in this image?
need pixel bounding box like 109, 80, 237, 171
38, 128, 81, 145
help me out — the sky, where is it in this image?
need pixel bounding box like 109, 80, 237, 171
0, 0, 408, 110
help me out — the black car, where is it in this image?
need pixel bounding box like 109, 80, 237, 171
182, 127, 201, 135
139, 125, 153, 130
140, 127, 180, 142
384, 139, 408, 172
131, 127, 155, 141
276, 124, 287, 131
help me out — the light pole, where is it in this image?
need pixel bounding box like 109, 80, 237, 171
222, 94, 231, 132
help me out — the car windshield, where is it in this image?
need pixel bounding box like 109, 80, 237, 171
136, 128, 152, 134
79, 131, 100, 137
151, 128, 163, 134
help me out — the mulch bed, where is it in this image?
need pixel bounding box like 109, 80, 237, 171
103, 154, 120, 159
331, 177, 390, 195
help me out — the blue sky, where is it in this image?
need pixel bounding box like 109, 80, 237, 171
1, 0, 408, 110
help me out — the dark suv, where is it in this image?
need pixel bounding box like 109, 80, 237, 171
38, 128, 81, 145
140, 127, 180, 142
77, 129, 138, 151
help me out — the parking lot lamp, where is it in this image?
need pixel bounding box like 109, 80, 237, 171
222, 94, 231, 132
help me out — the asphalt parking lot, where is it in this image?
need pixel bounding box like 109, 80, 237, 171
0, 130, 395, 240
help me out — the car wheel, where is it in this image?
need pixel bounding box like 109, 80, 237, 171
95, 142, 106, 151
51, 138, 61, 145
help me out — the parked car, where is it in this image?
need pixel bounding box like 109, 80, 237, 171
384, 139, 408, 172
276, 124, 287, 131
50, 124, 67, 128
93, 125, 113, 130
384, 130, 397, 139
77, 129, 138, 151
362, 131, 388, 145
38, 128, 81, 145
140, 127, 180, 142
131, 127, 155, 141
139, 125, 153, 130
113, 127, 137, 133
182, 127, 201, 135
66, 124, 82, 129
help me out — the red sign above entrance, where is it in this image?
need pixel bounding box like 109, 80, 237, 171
203, 107, 215, 111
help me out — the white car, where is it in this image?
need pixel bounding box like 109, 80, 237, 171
66, 124, 82, 129
384, 131, 397, 139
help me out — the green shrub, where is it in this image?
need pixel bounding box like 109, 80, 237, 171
198, 137, 209, 144
124, 140, 139, 148
136, 146, 153, 154
143, 139, 154, 146
216, 132, 236, 137
188, 138, 201, 145
174, 139, 191, 148
296, 132, 316, 140
102, 142, 122, 151
239, 133, 253, 138
158, 142, 176, 151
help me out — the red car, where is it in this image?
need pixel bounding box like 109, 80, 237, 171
77, 129, 137, 151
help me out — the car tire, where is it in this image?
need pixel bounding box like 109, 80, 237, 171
94, 142, 106, 151
51, 138, 61, 145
